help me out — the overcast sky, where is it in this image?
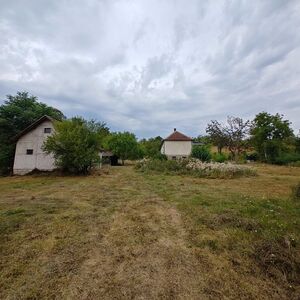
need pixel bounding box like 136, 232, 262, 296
0, 0, 299, 138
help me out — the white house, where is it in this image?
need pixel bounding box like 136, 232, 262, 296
13, 115, 56, 175
160, 128, 192, 159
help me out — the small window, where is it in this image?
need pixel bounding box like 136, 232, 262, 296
26, 149, 33, 155
172, 156, 176, 160
44, 128, 52, 133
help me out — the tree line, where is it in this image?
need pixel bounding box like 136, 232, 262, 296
0, 92, 299, 175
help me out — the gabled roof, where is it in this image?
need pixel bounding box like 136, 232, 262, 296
164, 129, 192, 141
13, 115, 56, 141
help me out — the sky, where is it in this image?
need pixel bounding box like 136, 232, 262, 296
0, 0, 300, 138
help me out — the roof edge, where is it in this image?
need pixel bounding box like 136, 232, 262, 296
13, 115, 57, 142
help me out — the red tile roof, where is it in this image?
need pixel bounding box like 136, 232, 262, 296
164, 130, 192, 141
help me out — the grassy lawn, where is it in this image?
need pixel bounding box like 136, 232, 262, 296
0, 164, 299, 299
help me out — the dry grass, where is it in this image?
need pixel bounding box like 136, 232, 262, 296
0, 164, 299, 299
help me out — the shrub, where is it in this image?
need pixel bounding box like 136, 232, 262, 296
135, 158, 256, 179
273, 152, 300, 165
212, 152, 228, 163
191, 145, 211, 162
246, 152, 258, 161
43, 117, 104, 174
291, 183, 300, 200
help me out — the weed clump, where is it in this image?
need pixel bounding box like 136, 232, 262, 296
291, 183, 300, 200
135, 158, 257, 179
254, 237, 299, 284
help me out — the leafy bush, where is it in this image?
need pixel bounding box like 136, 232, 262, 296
273, 153, 300, 165
135, 158, 256, 179
43, 117, 104, 174
291, 183, 300, 200
191, 145, 211, 162
212, 152, 228, 163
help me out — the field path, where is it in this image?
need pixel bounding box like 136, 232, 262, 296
66, 167, 205, 299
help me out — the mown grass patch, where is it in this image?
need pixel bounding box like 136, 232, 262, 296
142, 163, 300, 297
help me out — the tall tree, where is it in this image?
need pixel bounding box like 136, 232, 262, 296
43, 117, 107, 174
224, 116, 251, 159
105, 132, 140, 165
206, 117, 250, 159
250, 112, 294, 162
206, 120, 228, 153
0, 92, 64, 174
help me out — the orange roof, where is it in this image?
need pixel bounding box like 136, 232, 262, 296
164, 129, 192, 141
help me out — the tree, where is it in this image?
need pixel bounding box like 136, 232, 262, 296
139, 136, 163, 158
0, 92, 64, 175
105, 132, 140, 165
250, 112, 294, 162
206, 116, 250, 159
206, 120, 228, 153
43, 117, 106, 174
224, 116, 251, 159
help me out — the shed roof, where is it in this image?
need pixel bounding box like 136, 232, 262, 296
164, 129, 192, 141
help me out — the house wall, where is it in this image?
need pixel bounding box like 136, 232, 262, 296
161, 140, 192, 158
13, 120, 55, 175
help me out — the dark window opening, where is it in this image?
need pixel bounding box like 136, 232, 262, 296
26, 149, 33, 155
172, 156, 176, 160
44, 128, 52, 133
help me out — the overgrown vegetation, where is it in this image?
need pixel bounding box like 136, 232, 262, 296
191, 145, 211, 162
0, 92, 64, 175
135, 158, 256, 178
43, 117, 108, 174
104, 131, 141, 165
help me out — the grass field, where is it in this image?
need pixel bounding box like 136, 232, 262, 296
0, 164, 299, 299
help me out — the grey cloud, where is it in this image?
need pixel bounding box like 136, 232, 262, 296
0, 0, 299, 138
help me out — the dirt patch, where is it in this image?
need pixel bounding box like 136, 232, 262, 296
66, 190, 205, 299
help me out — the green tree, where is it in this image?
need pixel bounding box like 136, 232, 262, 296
43, 117, 106, 174
0, 92, 64, 175
105, 132, 140, 165
139, 136, 163, 158
206, 117, 250, 159
206, 120, 228, 153
250, 112, 294, 162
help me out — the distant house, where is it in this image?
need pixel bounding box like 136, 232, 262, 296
13, 115, 56, 175
161, 128, 192, 159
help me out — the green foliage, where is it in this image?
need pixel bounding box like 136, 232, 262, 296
295, 137, 300, 153
105, 132, 140, 164
206, 120, 228, 153
0, 92, 64, 175
206, 117, 251, 159
212, 152, 228, 163
193, 135, 211, 145
250, 112, 294, 162
191, 145, 211, 162
273, 153, 300, 165
139, 136, 163, 158
43, 117, 106, 174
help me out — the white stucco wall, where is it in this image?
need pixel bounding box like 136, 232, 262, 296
13, 120, 55, 175
161, 140, 192, 158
